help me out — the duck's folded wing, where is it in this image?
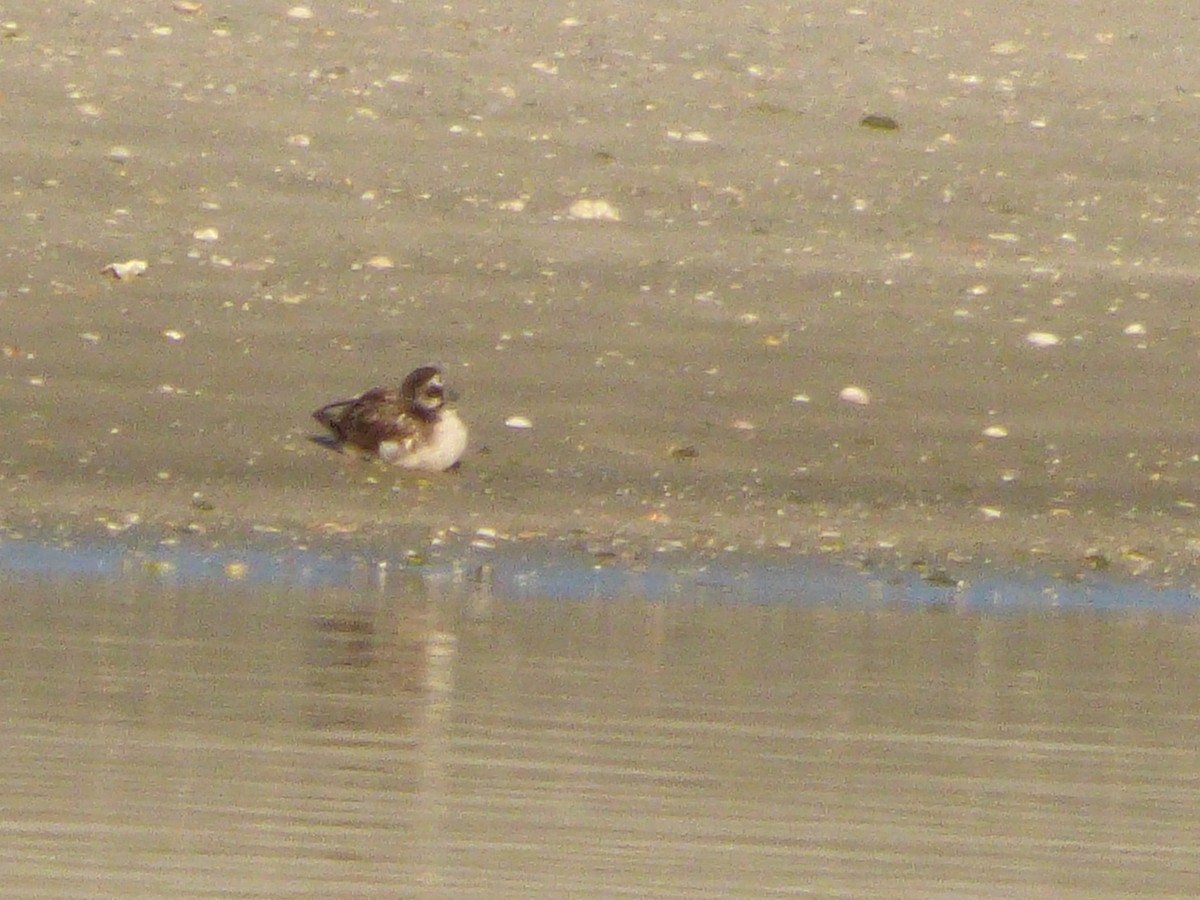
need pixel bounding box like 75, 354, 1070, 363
314, 387, 408, 450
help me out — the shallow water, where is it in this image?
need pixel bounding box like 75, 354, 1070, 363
2, 558, 1199, 898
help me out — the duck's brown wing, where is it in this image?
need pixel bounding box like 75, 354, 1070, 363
313, 387, 410, 453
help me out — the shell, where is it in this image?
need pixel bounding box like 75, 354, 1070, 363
1025, 331, 1061, 347
838, 385, 871, 406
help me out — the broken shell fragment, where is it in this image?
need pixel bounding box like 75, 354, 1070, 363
101, 259, 148, 279
568, 198, 621, 221
1025, 331, 1061, 347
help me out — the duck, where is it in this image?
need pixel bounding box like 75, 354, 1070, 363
312, 365, 468, 471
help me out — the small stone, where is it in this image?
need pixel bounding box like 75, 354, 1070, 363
860, 113, 900, 131
505, 416, 533, 430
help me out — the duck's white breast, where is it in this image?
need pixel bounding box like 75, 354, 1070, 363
389, 409, 468, 471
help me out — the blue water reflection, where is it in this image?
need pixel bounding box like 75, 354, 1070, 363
0, 537, 1194, 611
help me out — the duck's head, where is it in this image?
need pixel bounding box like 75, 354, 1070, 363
402, 366, 449, 418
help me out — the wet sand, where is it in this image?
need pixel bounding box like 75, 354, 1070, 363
2, 2, 1198, 583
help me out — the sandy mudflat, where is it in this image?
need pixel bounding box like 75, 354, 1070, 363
1, 2, 1197, 584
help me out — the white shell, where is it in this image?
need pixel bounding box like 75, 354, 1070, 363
1025, 331, 1060, 347
838, 385, 871, 406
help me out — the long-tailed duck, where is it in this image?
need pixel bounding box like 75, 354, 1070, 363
313, 366, 467, 471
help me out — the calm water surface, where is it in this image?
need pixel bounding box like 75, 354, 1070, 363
2, 567, 1199, 898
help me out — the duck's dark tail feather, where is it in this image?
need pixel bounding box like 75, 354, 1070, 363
313, 399, 354, 439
